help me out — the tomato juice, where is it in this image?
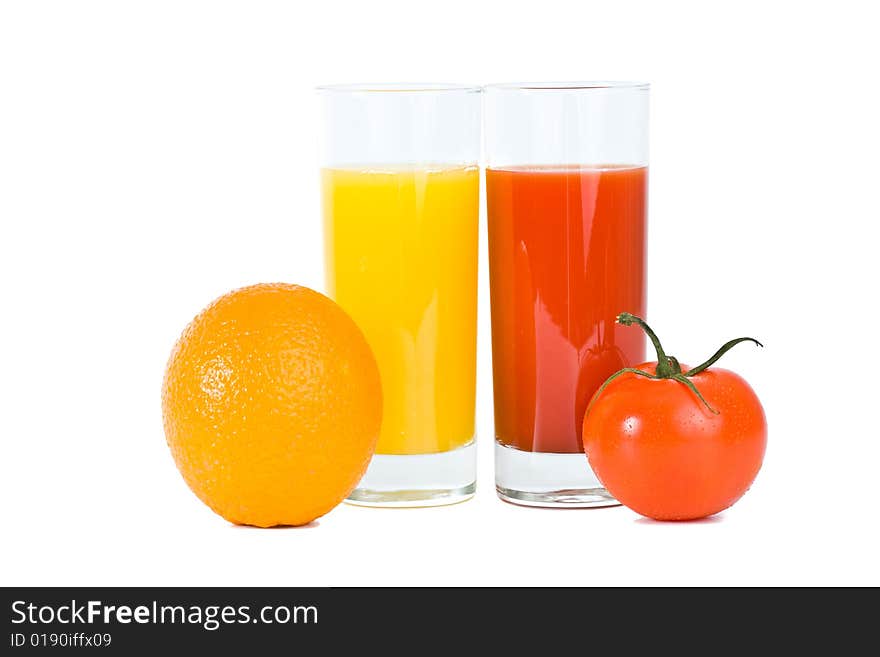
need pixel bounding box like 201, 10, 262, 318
487, 165, 647, 454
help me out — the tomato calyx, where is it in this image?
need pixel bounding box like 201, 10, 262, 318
591, 313, 763, 415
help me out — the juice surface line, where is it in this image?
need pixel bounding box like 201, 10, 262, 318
323, 165, 479, 455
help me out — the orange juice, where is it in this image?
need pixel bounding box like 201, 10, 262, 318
322, 165, 479, 455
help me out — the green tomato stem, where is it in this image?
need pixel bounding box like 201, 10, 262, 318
585, 367, 658, 418
673, 374, 719, 414
684, 337, 764, 377
617, 312, 677, 377
608, 312, 762, 415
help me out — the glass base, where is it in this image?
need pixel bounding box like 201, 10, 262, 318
494, 442, 620, 508
346, 442, 476, 508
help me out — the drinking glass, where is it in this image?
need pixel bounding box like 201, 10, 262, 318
319, 84, 481, 506
485, 82, 649, 507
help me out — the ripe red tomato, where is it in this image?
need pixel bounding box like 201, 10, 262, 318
582, 314, 767, 521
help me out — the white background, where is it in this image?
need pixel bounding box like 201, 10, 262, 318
1, 1, 877, 587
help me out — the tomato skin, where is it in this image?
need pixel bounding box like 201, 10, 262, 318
582, 363, 767, 521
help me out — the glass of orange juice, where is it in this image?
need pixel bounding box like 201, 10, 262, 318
318, 84, 481, 506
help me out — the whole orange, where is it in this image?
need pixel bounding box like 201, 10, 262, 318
161, 283, 382, 527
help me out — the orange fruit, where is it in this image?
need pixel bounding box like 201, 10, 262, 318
161, 283, 382, 527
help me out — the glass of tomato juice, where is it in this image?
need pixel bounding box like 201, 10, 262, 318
485, 82, 650, 507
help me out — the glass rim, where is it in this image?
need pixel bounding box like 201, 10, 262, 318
317, 83, 482, 94
485, 81, 650, 92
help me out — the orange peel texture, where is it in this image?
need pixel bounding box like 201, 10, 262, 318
162, 283, 382, 527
